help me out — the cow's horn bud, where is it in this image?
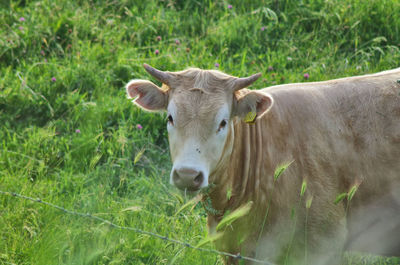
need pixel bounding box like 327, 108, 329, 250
143, 63, 172, 85
234, 73, 262, 91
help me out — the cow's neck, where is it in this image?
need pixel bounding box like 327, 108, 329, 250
207, 117, 275, 217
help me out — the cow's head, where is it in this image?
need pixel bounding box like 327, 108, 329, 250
126, 64, 273, 192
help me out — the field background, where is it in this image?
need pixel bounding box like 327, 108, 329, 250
1, 0, 400, 264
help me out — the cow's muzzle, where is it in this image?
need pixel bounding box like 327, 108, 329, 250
172, 167, 204, 191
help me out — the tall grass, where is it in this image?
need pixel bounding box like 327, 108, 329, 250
1, 0, 399, 264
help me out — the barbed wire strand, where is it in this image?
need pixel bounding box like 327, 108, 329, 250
0, 190, 275, 265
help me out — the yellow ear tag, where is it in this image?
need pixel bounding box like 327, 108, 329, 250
244, 111, 257, 124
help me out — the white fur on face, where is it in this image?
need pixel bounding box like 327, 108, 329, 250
168, 102, 231, 189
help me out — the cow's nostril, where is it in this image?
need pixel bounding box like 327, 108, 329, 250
194, 172, 204, 186
173, 170, 180, 182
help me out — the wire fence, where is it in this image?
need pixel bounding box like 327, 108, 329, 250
0, 190, 275, 265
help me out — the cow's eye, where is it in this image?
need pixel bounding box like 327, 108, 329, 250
167, 115, 174, 125
217, 119, 227, 132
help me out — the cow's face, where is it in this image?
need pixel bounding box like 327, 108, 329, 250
126, 64, 273, 192
166, 89, 233, 191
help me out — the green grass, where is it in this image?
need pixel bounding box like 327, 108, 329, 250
1, 0, 399, 264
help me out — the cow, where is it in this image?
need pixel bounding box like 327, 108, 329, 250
126, 64, 400, 265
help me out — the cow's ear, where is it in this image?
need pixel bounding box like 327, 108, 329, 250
234, 91, 273, 121
126, 79, 168, 111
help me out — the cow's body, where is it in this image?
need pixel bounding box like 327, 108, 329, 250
126, 66, 400, 265
207, 68, 400, 264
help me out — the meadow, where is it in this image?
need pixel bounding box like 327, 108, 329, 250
1, 0, 400, 264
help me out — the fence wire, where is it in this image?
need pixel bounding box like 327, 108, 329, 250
0, 190, 274, 265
